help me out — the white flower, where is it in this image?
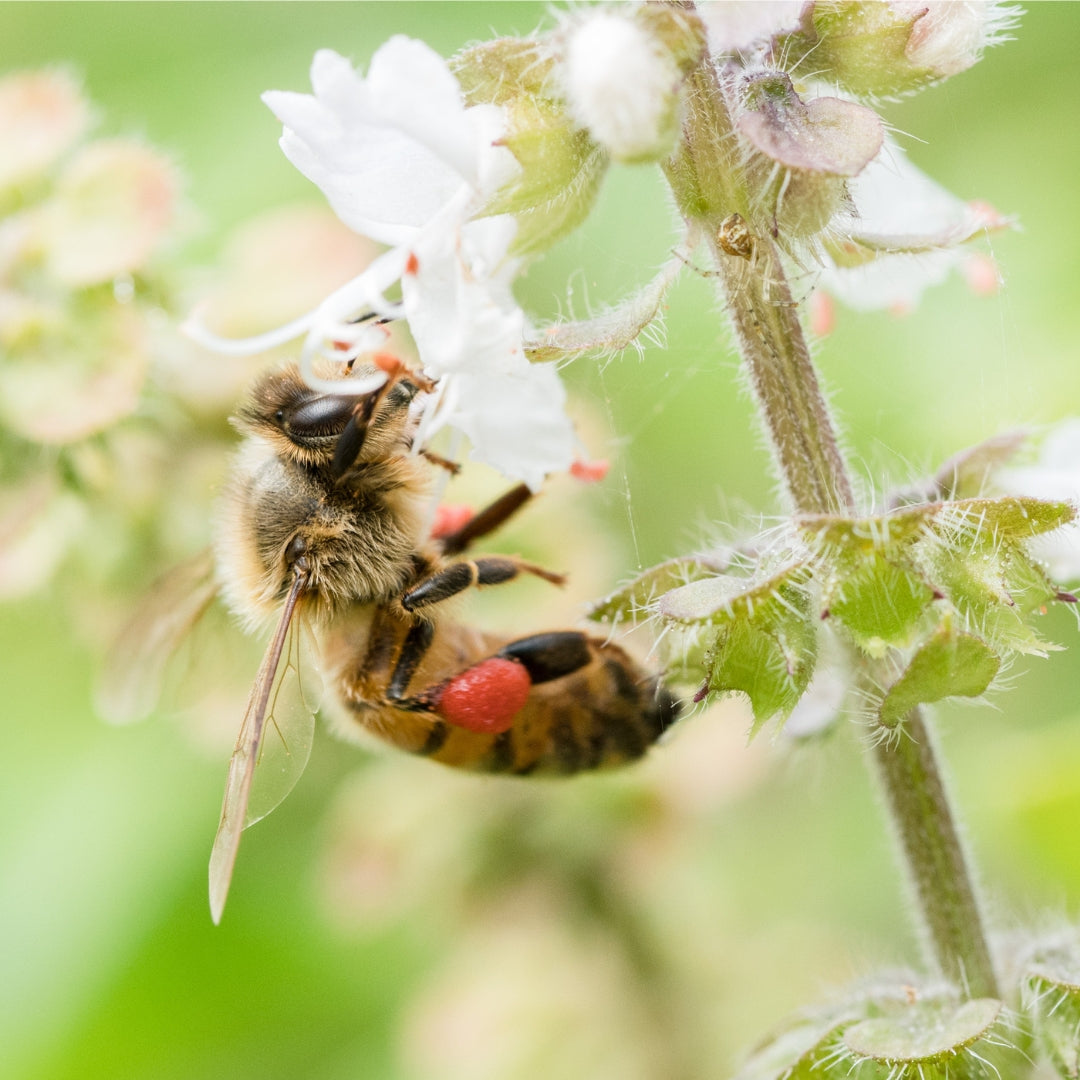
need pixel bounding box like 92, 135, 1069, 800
817, 138, 1004, 312
186, 40, 578, 491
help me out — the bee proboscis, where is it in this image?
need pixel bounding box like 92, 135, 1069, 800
103, 360, 682, 922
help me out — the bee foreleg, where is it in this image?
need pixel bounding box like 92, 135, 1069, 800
401, 557, 565, 613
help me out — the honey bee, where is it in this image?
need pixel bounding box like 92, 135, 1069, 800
103, 359, 681, 922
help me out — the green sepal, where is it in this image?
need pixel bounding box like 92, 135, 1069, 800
587, 554, 732, 623
453, 38, 609, 256
800, 508, 937, 656
1023, 942, 1080, 1079
917, 531, 1061, 656
842, 997, 1005, 1078
935, 496, 1075, 541
775, 2, 965, 101
879, 617, 1000, 728
658, 563, 817, 733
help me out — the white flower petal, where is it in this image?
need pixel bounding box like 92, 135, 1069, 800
438, 364, 578, 492
820, 140, 993, 311
402, 215, 523, 378
262, 42, 516, 248
843, 141, 980, 239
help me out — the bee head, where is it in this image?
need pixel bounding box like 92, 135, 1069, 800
236, 364, 424, 471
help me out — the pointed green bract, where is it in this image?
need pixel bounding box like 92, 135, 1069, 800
801, 509, 937, 655
657, 563, 817, 731
587, 554, 733, 623
879, 620, 1000, 727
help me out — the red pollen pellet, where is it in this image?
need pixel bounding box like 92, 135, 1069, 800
434, 658, 532, 734
404, 252, 420, 275
570, 458, 610, 483
430, 503, 474, 540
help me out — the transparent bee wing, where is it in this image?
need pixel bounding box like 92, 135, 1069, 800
95, 548, 218, 725
208, 571, 323, 924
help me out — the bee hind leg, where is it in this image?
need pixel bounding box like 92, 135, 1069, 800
388, 630, 594, 734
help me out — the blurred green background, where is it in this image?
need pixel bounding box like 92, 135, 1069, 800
4, 4, 1080, 1079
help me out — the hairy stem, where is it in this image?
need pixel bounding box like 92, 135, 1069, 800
711, 236, 854, 515
710, 230, 998, 997
872, 712, 999, 997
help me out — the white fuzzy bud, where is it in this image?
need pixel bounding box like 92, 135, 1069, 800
562, 12, 681, 164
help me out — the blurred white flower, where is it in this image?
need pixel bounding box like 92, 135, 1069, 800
0, 69, 91, 192
1000, 421, 1080, 583
187, 39, 577, 491
817, 139, 1005, 312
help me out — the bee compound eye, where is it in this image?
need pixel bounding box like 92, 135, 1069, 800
282, 395, 358, 438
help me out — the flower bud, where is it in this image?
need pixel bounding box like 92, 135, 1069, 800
777, 1, 1020, 100
560, 10, 695, 164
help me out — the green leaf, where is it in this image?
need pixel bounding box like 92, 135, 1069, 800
936, 496, 1076, 542
918, 536, 1059, 655
879, 620, 1000, 727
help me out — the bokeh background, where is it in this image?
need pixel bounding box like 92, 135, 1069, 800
3, 4, 1080, 1079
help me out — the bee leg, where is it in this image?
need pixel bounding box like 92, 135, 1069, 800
438, 483, 532, 555
401, 556, 565, 613
392, 631, 593, 721
386, 619, 436, 700
419, 449, 461, 475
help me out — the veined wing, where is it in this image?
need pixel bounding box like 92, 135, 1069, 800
95, 548, 218, 725
208, 569, 323, 924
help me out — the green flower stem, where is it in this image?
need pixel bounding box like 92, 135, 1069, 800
872, 710, 999, 997
709, 231, 999, 998
709, 236, 854, 516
